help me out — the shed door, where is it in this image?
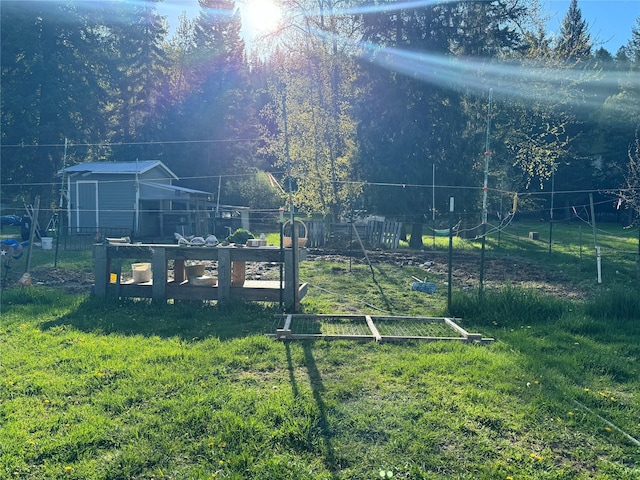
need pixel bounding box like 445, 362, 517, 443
76, 181, 98, 232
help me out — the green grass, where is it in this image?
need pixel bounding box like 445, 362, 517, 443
1, 225, 640, 479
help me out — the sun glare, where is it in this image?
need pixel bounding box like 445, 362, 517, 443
243, 0, 282, 37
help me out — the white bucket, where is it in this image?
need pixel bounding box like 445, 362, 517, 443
132, 263, 152, 283
41, 237, 53, 250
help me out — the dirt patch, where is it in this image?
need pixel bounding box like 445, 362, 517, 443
28, 267, 96, 294
307, 248, 586, 299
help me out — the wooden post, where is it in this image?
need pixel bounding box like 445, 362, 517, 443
284, 247, 302, 311
93, 244, 108, 297
448, 197, 454, 312
218, 248, 231, 302
231, 261, 246, 286
24, 195, 40, 274
152, 247, 167, 302
174, 259, 185, 284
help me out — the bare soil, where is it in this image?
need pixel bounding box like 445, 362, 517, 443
307, 248, 586, 299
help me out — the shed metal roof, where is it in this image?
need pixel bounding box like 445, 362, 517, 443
64, 160, 178, 180
142, 182, 213, 196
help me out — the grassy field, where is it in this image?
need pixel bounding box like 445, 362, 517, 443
1, 221, 639, 479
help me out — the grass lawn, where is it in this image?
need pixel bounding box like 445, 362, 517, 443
1, 222, 639, 479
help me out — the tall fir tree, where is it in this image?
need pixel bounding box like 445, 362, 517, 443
163, 0, 256, 194
1, 1, 109, 204
101, 0, 170, 161
555, 0, 591, 62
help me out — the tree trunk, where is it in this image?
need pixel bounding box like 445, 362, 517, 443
409, 222, 424, 249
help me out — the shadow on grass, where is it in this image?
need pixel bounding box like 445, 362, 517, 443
285, 341, 339, 478
40, 296, 282, 342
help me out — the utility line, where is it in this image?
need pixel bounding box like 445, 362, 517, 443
0, 138, 263, 148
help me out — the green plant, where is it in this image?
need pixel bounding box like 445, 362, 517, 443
226, 228, 254, 245
449, 285, 567, 326
584, 288, 640, 321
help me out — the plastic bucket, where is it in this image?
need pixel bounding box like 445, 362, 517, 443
132, 263, 152, 283
41, 237, 53, 250
185, 264, 205, 279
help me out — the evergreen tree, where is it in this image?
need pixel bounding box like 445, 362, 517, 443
355, 1, 526, 247
1, 1, 109, 204
596, 16, 640, 194
101, 0, 170, 161
163, 0, 256, 194
555, 0, 591, 62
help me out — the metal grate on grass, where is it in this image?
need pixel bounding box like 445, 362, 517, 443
274, 315, 371, 336
271, 315, 493, 343
373, 317, 464, 338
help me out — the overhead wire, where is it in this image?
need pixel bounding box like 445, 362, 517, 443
0, 138, 263, 148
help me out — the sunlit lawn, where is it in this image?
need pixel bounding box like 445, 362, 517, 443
1, 223, 639, 479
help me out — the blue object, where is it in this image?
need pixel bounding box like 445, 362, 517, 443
1, 239, 29, 259
0, 215, 22, 226
412, 281, 437, 294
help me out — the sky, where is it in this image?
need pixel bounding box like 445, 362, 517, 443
545, 0, 640, 53
159, 0, 640, 54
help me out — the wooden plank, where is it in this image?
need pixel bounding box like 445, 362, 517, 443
152, 247, 167, 302
105, 244, 154, 259
217, 248, 231, 301
283, 314, 293, 331
373, 315, 448, 322
116, 284, 153, 298
381, 336, 470, 343
173, 259, 185, 283
365, 315, 382, 342
444, 317, 473, 337
276, 314, 293, 340
284, 334, 375, 340
298, 282, 308, 300
165, 285, 218, 301
93, 244, 108, 297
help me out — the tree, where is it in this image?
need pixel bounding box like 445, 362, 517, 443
594, 16, 640, 194
355, 0, 527, 247
100, 0, 170, 161
555, 0, 591, 62
161, 0, 261, 197
620, 134, 640, 245
260, 0, 363, 222
1, 1, 110, 205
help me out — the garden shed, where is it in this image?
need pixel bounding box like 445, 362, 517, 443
63, 160, 221, 240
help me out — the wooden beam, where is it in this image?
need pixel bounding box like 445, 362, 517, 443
365, 315, 382, 342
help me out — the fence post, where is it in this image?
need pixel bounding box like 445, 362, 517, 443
448, 197, 454, 312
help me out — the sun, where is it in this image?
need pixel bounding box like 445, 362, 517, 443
242, 0, 282, 37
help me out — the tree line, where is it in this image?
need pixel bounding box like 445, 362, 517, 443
2, 0, 639, 246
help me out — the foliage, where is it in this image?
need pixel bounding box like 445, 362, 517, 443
261, 1, 363, 221
225, 228, 254, 244
554, 0, 592, 61
620, 134, 640, 218
355, 0, 528, 248
223, 170, 285, 209
1, 0, 640, 226
449, 285, 567, 326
